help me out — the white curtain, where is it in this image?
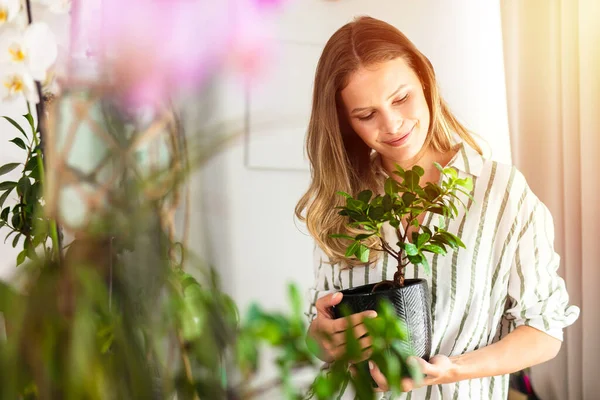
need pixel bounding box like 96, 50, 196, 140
501, 0, 600, 399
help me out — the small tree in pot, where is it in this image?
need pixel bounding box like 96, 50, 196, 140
330, 162, 474, 364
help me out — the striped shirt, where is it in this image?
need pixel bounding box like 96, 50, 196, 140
306, 142, 580, 400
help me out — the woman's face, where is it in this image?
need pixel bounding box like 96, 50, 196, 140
340, 57, 430, 165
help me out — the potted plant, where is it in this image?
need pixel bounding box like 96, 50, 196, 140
330, 163, 474, 363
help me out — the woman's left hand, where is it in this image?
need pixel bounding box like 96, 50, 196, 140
367, 355, 458, 392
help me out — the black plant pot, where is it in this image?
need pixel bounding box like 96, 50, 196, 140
331, 279, 432, 361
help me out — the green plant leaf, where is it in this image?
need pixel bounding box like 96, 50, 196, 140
9, 137, 27, 150
402, 242, 418, 256
420, 255, 431, 275
23, 113, 35, 133
384, 179, 398, 197
402, 192, 416, 207
345, 241, 360, 258
16, 176, 31, 198
24, 156, 38, 172
0, 163, 20, 177
357, 190, 372, 203
0, 181, 17, 191
357, 244, 370, 263
0, 207, 9, 222
416, 232, 431, 248
355, 233, 374, 241
402, 170, 420, 191
12, 233, 20, 248
443, 167, 458, 180
421, 244, 447, 255
16, 249, 26, 266
412, 165, 425, 177
368, 205, 385, 220
336, 191, 352, 199
0, 189, 12, 209
389, 218, 400, 229
2, 116, 28, 139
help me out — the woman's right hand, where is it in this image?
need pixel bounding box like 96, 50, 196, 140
308, 292, 378, 363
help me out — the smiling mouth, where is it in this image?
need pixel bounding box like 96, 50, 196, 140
383, 125, 414, 145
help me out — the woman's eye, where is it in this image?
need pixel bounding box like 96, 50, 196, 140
393, 94, 409, 105
358, 113, 374, 121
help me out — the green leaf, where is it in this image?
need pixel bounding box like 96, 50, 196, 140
0, 207, 9, 222
368, 206, 385, 220
336, 191, 352, 199
382, 194, 393, 211
443, 167, 458, 180
23, 113, 35, 133
355, 233, 374, 241
24, 156, 38, 172
389, 218, 400, 229
421, 244, 447, 255
384, 179, 398, 197
2, 116, 28, 139
420, 255, 431, 275
0, 163, 20, 177
345, 241, 360, 258
403, 170, 420, 191
0, 189, 12, 209
16, 249, 26, 266
455, 177, 473, 191
9, 137, 27, 150
12, 233, 20, 248
433, 162, 444, 172
402, 242, 418, 256
16, 177, 31, 198
357, 244, 370, 263
0, 181, 17, 191
416, 232, 431, 248
412, 165, 425, 177
347, 198, 365, 212
357, 190, 372, 203
402, 192, 416, 207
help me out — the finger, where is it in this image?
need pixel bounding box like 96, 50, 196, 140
349, 366, 357, 379
348, 337, 374, 363
369, 361, 389, 392
401, 378, 415, 392
410, 356, 437, 376
352, 322, 369, 340
315, 292, 343, 314
332, 310, 378, 333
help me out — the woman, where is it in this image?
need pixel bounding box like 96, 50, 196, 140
295, 16, 579, 399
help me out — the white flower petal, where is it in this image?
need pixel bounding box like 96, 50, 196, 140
24, 22, 57, 80
0, 63, 38, 103
0, 24, 24, 65
0, 0, 21, 26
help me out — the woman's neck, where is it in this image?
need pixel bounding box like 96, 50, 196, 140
381, 146, 458, 185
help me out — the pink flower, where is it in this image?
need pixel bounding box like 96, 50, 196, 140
73, 0, 281, 107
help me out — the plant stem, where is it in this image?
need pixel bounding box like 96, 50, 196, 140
26, 102, 61, 262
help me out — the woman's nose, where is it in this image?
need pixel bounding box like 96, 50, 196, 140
380, 110, 403, 134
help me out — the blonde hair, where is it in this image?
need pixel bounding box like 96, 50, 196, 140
295, 16, 482, 267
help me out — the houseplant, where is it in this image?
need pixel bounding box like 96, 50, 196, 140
331, 163, 474, 362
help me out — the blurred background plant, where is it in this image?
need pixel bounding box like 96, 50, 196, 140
0, 0, 420, 399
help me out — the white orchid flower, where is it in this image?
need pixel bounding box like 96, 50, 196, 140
32, 0, 71, 14
0, 64, 38, 102
0, 0, 21, 27
0, 22, 57, 81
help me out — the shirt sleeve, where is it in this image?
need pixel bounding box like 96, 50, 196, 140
306, 243, 337, 323
504, 184, 580, 341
